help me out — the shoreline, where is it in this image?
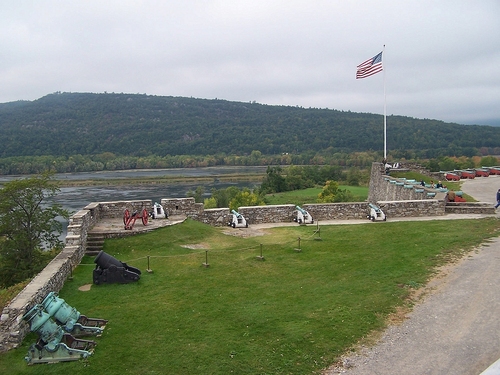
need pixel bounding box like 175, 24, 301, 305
52, 173, 265, 187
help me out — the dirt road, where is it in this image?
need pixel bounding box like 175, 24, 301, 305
324, 176, 500, 375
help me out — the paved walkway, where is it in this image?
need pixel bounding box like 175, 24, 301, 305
88, 215, 186, 234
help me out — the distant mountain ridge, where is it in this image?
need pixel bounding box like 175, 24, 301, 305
0, 92, 498, 158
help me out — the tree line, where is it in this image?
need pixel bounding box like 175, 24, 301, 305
0, 151, 497, 176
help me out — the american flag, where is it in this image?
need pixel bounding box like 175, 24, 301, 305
356, 51, 383, 79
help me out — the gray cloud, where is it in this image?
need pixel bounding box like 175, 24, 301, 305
1, 0, 499, 125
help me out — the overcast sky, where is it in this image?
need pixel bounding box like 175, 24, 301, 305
1, 1, 499, 125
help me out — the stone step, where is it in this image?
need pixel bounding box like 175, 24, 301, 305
86, 233, 105, 256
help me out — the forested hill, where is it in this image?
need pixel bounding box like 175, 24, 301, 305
1, 92, 499, 158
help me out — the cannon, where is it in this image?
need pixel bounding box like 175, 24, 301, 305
367, 203, 386, 222
123, 208, 149, 230
22, 305, 96, 365
486, 166, 500, 175
150, 202, 167, 219
93, 250, 141, 285
228, 209, 248, 228
458, 170, 475, 179
443, 172, 460, 181
41, 292, 107, 336
475, 168, 490, 177
294, 205, 313, 224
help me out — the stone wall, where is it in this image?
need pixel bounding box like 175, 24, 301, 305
378, 199, 445, 217
196, 208, 231, 226
304, 203, 368, 220
97, 200, 151, 218
162, 198, 203, 218
239, 204, 295, 224
445, 202, 496, 214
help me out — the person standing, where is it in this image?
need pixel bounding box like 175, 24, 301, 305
495, 188, 500, 209
447, 190, 456, 202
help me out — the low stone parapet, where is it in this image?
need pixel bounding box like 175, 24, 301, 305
304, 202, 367, 220
197, 208, 230, 226
98, 200, 151, 219
162, 198, 203, 218
239, 204, 295, 224
445, 202, 496, 214
377, 199, 446, 217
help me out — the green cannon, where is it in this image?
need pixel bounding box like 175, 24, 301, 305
22, 304, 96, 365
41, 291, 107, 336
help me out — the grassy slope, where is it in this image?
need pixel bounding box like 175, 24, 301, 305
265, 186, 368, 206
1, 218, 498, 375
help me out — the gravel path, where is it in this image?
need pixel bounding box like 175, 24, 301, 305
324, 176, 500, 375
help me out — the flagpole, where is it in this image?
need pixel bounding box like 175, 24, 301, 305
383, 45, 387, 160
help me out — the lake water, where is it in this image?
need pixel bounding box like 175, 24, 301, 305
0, 166, 266, 214
0, 167, 266, 238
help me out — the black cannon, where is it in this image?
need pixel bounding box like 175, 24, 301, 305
93, 250, 141, 285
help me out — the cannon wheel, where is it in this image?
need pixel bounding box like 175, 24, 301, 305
141, 208, 149, 226
123, 209, 131, 226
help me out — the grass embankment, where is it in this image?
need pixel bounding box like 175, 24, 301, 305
1, 218, 498, 374
265, 186, 368, 206
0, 281, 29, 312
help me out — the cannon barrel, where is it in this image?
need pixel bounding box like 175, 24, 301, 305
93, 250, 141, 285
22, 305, 96, 363
295, 205, 308, 215
368, 203, 381, 211
94, 250, 126, 270
42, 292, 80, 332
231, 209, 242, 218
41, 292, 106, 336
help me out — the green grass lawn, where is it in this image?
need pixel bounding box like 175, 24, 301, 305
265, 186, 368, 206
1, 218, 498, 374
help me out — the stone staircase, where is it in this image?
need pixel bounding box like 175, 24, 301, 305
86, 232, 105, 256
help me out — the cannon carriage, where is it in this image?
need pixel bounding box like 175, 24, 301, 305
228, 209, 248, 228
367, 203, 386, 222
293, 205, 313, 224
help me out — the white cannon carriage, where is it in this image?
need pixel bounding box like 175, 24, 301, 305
228, 209, 248, 228
150, 202, 167, 219
294, 205, 313, 224
367, 203, 386, 222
